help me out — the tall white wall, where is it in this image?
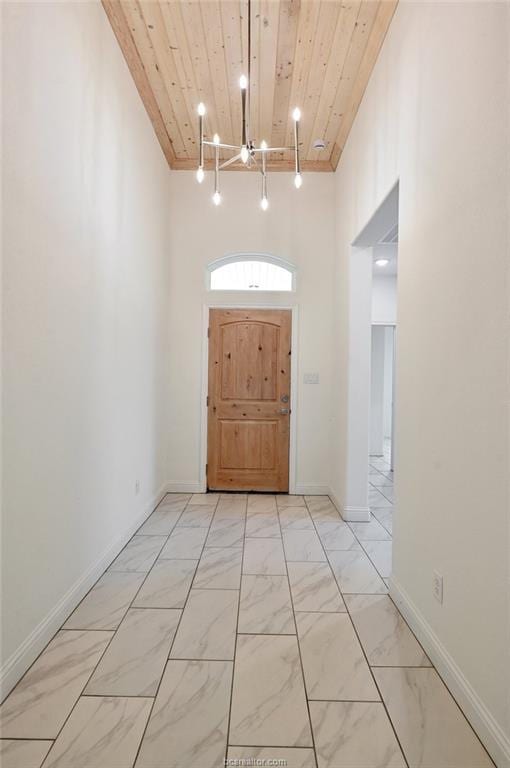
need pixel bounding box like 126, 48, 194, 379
331, 2, 509, 764
166, 171, 336, 494
1, 1, 171, 694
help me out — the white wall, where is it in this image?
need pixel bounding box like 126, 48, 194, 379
370, 326, 395, 455
1, 1, 171, 694
370, 325, 386, 455
382, 327, 394, 439
372, 274, 397, 324
331, 2, 509, 765
166, 171, 336, 494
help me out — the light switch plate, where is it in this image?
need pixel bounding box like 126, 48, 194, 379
303, 372, 319, 384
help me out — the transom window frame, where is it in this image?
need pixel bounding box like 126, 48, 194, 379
206, 253, 297, 293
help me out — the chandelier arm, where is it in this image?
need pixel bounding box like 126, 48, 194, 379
219, 153, 243, 170
203, 141, 241, 151
252, 146, 295, 153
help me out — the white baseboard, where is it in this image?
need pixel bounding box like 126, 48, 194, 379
342, 505, 371, 522
390, 577, 510, 768
328, 489, 343, 515
293, 484, 330, 496
329, 491, 372, 523
165, 482, 205, 494
0, 483, 168, 702
327, 491, 369, 522
165, 483, 332, 496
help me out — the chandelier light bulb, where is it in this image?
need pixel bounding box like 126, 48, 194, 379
292, 107, 301, 122
196, 167, 205, 184
213, 133, 220, 145
240, 145, 249, 164
294, 172, 303, 189
239, 74, 248, 90
260, 140, 268, 150
213, 191, 222, 206
260, 196, 269, 211
197, 102, 206, 116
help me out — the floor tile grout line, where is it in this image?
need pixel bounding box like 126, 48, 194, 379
44, 495, 196, 760
0, 737, 56, 743
0, 494, 192, 709
358, 484, 437, 670
108, 533, 171, 575
131, 492, 222, 768
30, 624, 122, 764
190, 496, 243, 591
284, 497, 322, 767
329, 498, 411, 768
80, 693, 155, 699
328, 492, 436, 768
378, 591, 497, 765
305, 498, 348, 611
57, 494, 202, 762
117, 501, 192, 621
358, 539, 392, 582
228, 744, 315, 750
167, 494, 221, 639
223, 495, 248, 764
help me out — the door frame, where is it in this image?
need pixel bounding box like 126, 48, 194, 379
199, 302, 299, 493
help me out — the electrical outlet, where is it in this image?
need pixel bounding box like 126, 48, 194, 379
135, 480, 140, 496
433, 571, 443, 604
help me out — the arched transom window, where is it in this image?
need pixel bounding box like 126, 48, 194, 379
208, 254, 296, 292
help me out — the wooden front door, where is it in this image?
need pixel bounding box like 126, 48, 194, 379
207, 308, 291, 491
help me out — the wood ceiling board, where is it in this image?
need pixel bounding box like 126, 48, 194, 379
284, 0, 322, 159
138, 1, 195, 156
121, 0, 188, 157
304, 0, 361, 161
201, 1, 236, 153
220, 0, 245, 148
102, 0, 176, 167
330, 0, 398, 167
297, 0, 342, 161
102, 0, 398, 171
257, 0, 280, 150
320, 0, 381, 164
270, 0, 301, 161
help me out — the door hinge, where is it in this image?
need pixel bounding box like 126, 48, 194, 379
207, 327, 210, 338
206, 395, 210, 407
206, 463, 208, 475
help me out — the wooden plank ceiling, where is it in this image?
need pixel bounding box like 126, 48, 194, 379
103, 0, 397, 171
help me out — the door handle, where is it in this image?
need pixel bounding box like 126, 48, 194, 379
279, 408, 290, 415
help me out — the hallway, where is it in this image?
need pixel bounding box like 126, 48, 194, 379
0, 491, 493, 768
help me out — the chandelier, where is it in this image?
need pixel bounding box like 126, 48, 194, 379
195, 0, 302, 209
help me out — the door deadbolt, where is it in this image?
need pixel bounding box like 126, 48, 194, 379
281, 394, 289, 403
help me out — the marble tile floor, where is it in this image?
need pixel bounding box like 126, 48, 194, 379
0, 488, 494, 768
